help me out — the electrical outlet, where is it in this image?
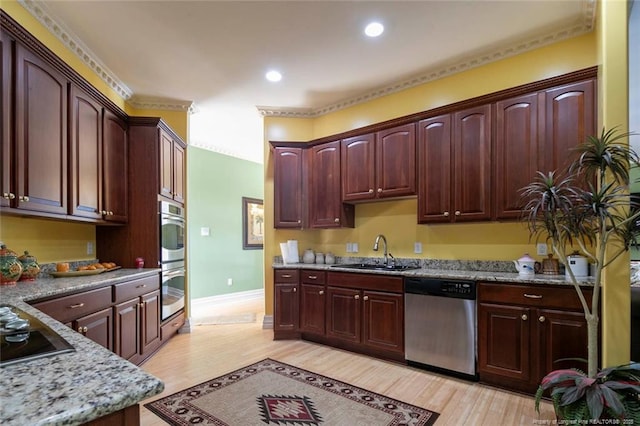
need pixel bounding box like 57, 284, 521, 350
86, 242, 93, 255
200, 227, 210, 236
227, 278, 233, 286
537, 243, 548, 256
414, 242, 422, 254
346, 243, 352, 253
352, 243, 358, 253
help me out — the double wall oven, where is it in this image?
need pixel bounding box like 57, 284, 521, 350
160, 201, 186, 321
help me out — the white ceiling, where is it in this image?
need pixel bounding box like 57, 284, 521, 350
24, 0, 595, 163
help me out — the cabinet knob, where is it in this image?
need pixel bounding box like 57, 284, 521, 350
19, 195, 29, 202
297, 220, 301, 224
368, 189, 374, 194
334, 218, 340, 223
521, 314, 528, 321
319, 290, 324, 295
109, 211, 114, 215
354, 295, 360, 300
83, 326, 88, 333
363, 295, 369, 301
77, 326, 83, 333
293, 287, 297, 292
539, 316, 546, 323
101, 210, 108, 215
139, 302, 144, 308
455, 211, 461, 216
443, 211, 450, 217
377, 188, 382, 193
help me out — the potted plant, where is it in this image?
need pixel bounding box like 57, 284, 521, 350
520, 127, 640, 421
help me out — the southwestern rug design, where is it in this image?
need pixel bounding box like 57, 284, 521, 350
145, 358, 440, 425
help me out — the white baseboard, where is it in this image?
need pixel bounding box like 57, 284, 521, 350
262, 314, 273, 329
190, 288, 264, 318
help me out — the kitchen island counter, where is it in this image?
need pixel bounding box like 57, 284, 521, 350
0, 269, 164, 426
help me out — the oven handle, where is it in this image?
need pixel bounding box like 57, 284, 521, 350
161, 215, 185, 225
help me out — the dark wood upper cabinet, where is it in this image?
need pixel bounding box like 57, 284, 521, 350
417, 106, 492, 223
341, 133, 376, 201
103, 110, 128, 223
14, 44, 68, 215
1, 31, 12, 208
309, 141, 354, 228
541, 79, 596, 173
70, 84, 103, 220
494, 93, 539, 220
273, 146, 305, 228
376, 123, 416, 198
159, 128, 185, 204
417, 115, 452, 223
341, 123, 416, 202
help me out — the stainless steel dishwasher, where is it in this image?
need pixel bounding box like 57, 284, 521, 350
404, 277, 477, 380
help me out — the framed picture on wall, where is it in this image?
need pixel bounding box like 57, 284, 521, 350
242, 197, 264, 250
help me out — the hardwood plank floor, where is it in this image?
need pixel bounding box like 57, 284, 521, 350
140, 302, 555, 425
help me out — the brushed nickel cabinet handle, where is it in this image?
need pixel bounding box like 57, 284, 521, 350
282, 274, 292, 278
455, 210, 461, 216
354, 295, 360, 300
524, 294, 543, 299
363, 296, 369, 301
136, 284, 147, 288
69, 303, 85, 309
319, 290, 324, 295
334, 218, 340, 223
293, 287, 297, 292
377, 188, 382, 193
368, 189, 374, 193
539, 316, 546, 323
443, 211, 450, 217
521, 314, 528, 321
308, 275, 317, 280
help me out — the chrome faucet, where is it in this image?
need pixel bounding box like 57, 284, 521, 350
373, 234, 389, 266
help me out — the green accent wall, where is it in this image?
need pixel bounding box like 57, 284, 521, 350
187, 147, 264, 299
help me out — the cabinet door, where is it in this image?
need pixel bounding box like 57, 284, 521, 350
70, 85, 102, 219
537, 308, 588, 381
114, 298, 140, 362
1, 31, 12, 208
274, 283, 299, 332
103, 110, 128, 223
341, 134, 375, 201
15, 44, 68, 215
453, 104, 492, 221
417, 115, 452, 223
159, 128, 174, 200
273, 147, 305, 228
362, 291, 403, 354
376, 123, 416, 199
172, 143, 185, 204
542, 79, 596, 173
75, 307, 113, 351
300, 283, 325, 335
309, 141, 353, 228
495, 93, 539, 220
140, 290, 161, 356
478, 302, 532, 383
326, 286, 360, 343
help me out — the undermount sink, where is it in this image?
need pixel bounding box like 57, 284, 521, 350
332, 263, 421, 271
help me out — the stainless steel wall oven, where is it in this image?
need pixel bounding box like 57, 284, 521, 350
159, 201, 186, 320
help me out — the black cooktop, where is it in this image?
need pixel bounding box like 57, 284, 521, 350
0, 305, 75, 367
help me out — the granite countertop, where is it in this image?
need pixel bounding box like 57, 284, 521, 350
273, 257, 595, 287
0, 268, 165, 426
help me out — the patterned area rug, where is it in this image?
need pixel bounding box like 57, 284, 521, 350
145, 358, 439, 425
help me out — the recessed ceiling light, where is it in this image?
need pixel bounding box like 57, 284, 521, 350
364, 22, 384, 38
265, 70, 282, 82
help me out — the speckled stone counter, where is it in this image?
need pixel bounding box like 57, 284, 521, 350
0, 268, 165, 426
273, 257, 595, 286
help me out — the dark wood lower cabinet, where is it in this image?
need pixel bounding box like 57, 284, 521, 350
76, 307, 114, 351
114, 290, 161, 365
300, 283, 326, 335
477, 282, 591, 394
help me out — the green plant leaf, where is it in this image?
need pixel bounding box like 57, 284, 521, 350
600, 384, 625, 417
585, 386, 604, 419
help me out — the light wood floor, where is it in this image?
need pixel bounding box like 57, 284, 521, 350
140, 300, 555, 425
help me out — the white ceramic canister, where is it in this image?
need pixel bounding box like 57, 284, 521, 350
302, 249, 315, 264
566, 253, 589, 278
325, 252, 335, 264
315, 252, 325, 264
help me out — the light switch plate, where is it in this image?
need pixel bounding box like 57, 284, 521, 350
536, 243, 548, 256
352, 243, 358, 253
200, 227, 210, 236
414, 242, 422, 254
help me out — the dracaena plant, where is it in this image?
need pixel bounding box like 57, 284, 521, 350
521, 127, 640, 420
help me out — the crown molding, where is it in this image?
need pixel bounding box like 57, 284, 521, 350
127, 96, 197, 114
258, 0, 597, 118
19, 0, 134, 100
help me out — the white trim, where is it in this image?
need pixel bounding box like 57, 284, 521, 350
190, 288, 264, 318
262, 315, 274, 330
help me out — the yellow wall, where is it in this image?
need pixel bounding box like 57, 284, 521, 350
598, 0, 631, 367
264, 31, 599, 318
0, 3, 189, 262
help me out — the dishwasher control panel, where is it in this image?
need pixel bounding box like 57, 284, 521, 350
441, 281, 474, 296
404, 278, 476, 300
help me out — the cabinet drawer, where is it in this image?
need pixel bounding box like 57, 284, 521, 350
301, 270, 325, 285
161, 311, 185, 341
32, 286, 113, 324
327, 271, 403, 293
478, 282, 591, 311
114, 275, 160, 303
275, 269, 299, 283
